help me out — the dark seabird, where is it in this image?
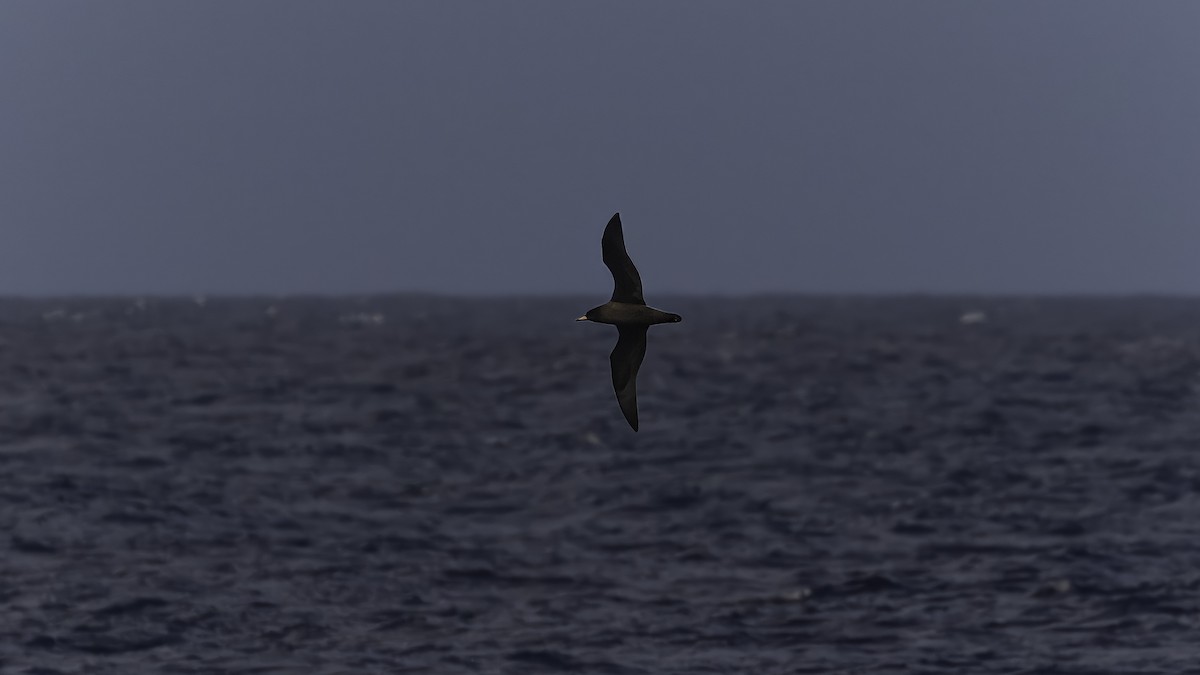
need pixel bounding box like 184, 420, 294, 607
577, 212, 682, 431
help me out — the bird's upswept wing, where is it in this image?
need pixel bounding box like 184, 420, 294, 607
602, 213, 645, 305
609, 325, 648, 431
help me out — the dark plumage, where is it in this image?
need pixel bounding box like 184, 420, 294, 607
577, 213, 682, 431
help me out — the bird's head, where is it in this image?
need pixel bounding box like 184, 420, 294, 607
576, 305, 605, 322
668, 313, 683, 323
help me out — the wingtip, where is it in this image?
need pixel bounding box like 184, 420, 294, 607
603, 212, 625, 245
620, 408, 638, 431
617, 398, 639, 431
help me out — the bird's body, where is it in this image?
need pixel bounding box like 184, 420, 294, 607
581, 301, 680, 326
577, 213, 681, 431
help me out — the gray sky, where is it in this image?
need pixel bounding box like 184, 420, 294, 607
2, 2, 1198, 296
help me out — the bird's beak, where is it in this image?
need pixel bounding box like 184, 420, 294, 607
575, 315, 588, 321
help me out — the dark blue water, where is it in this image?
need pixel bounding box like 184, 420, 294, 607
3, 296, 1200, 673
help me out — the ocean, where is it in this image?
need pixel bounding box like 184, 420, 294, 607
3, 295, 1200, 673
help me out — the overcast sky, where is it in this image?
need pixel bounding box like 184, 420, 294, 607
2, 2, 1197, 296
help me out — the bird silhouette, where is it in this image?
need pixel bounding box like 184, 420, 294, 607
576, 213, 682, 431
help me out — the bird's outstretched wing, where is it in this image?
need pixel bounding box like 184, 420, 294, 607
602, 213, 645, 305
609, 325, 648, 431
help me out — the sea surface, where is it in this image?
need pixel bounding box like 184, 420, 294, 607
3, 295, 1200, 674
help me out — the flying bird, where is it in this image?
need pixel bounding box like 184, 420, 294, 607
577, 213, 682, 431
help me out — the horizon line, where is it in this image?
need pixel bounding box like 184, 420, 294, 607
3, 290, 1200, 301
